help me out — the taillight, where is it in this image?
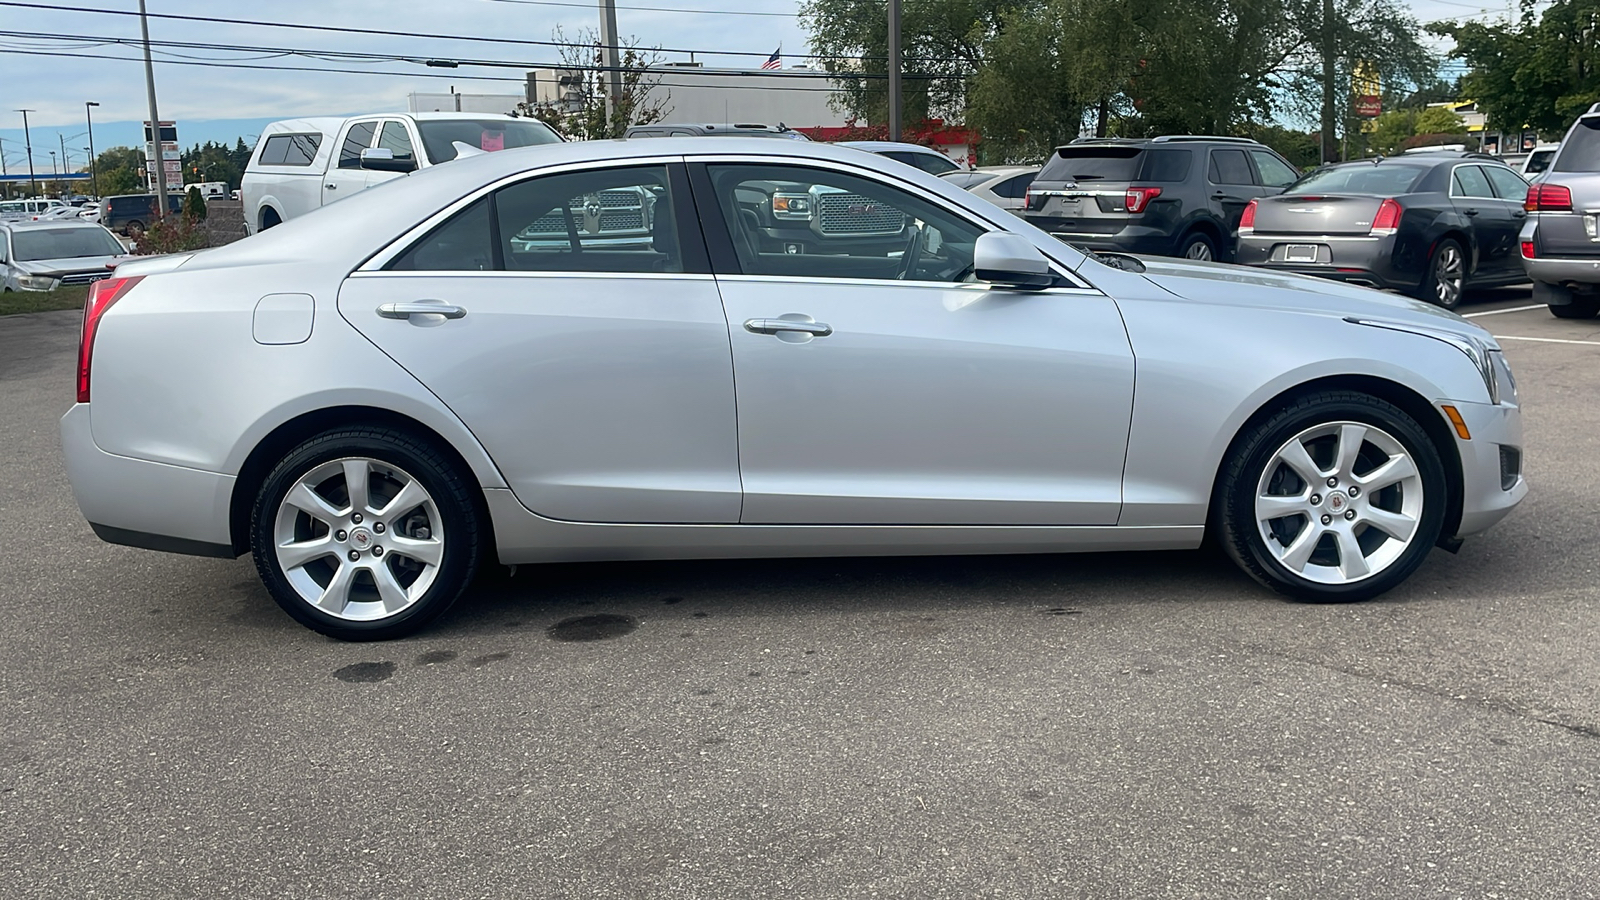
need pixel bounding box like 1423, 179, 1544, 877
1526, 183, 1572, 212
77, 275, 143, 403
1239, 199, 1259, 234
1025, 189, 1046, 212
1369, 198, 1402, 236
1125, 186, 1162, 213
1521, 240, 1536, 259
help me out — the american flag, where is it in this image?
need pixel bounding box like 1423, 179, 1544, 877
760, 48, 782, 70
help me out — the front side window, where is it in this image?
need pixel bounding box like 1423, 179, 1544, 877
376, 122, 416, 161
385, 164, 684, 275
1483, 165, 1529, 202
703, 163, 986, 283
1251, 150, 1299, 187
906, 152, 960, 175
1209, 149, 1255, 185
338, 122, 379, 170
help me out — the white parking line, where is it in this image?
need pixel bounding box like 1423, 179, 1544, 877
1464, 304, 1546, 318
1493, 334, 1600, 346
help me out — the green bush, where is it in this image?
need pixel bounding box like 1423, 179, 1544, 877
136, 217, 209, 255
182, 185, 208, 223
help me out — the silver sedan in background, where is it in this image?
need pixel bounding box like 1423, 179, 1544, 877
939, 165, 1039, 213
60, 139, 1526, 640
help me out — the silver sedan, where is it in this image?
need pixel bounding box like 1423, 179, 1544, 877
60, 139, 1526, 640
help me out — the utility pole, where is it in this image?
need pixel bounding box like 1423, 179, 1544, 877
1320, 0, 1337, 163
887, 0, 903, 142
16, 109, 37, 198
138, 0, 170, 218
86, 101, 100, 198
597, 0, 623, 135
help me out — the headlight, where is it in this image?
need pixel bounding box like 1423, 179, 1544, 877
16, 274, 57, 290
1489, 350, 1517, 406
772, 193, 812, 219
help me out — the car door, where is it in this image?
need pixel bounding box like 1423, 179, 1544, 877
1249, 149, 1300, 197
323, 119, 380, 205
337, 160, 742, 524
363, 119, 420, 189
1207, 148, 1265, 245
1482, 164, 1532, 276
688, 158, 1136, 526
1451, 164, 1517, 278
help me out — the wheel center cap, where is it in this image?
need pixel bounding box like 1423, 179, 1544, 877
350, 527, 373, 550
1326, 491, 1348, 513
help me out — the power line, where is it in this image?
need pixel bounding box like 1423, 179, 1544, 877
0, 0, 962, 64
481, 0, 800, 17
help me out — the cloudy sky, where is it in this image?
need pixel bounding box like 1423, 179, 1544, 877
0, 0, 1529, 176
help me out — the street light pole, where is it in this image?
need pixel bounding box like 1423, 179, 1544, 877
596, 0, 623, 134
16, 109, 37, 198
138, 0, 170, 218
85, 101, 100, 198
887, 0, 902, 143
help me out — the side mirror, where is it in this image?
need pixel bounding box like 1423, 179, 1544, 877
360, 147, 418, 173
974, 232, 1054, 290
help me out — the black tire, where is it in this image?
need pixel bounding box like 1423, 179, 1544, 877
1179, 231, 1217, 262
1416, 238, 1466, 310
1549, 298, 1600, 319
125, 220, 145, 237
250, 427, 482, 641
1214, 391, 1447, 603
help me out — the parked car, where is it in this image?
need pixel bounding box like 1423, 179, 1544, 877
1235, 151, 1530, 310
0, 220, 129, 291
940, 165, 1040, 213
1519, 106, 1600, 318
60, 138, 1525, 640
839, 141, 965, 175
0, 198, 69, 222
1022, 135, 1300, 261
624, 123, 810, 140
77, 202, 101, 224
101, 193, 184, 235
1521, 143, 1559, 178
190, 181, 229, 199
31, 206, 84, 221
242, 112, 564, 235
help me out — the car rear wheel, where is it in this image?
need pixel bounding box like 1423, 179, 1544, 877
1215, 391, 1447, 602
1549, 298, 1600, 319
249, 427, 482, 641
1180, 231, 1217, 261
1419, 238, 1466, 309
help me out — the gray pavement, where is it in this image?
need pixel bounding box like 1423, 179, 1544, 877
1, 289, 1596, 898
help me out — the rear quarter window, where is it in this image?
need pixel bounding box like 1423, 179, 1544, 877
1554, 120, 1600, 172
257, 133, 322, 167
1139, 149, 1192, 182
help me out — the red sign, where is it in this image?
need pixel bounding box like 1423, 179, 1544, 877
1355, 95, 1382, 118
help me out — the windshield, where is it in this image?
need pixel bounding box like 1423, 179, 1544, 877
12, 226, 124, 262
1285, 164, 1427, 195
417, 119, 562, 164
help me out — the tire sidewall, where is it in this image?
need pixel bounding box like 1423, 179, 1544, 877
1225, 396, 1448, 602
250, 431, 478, 640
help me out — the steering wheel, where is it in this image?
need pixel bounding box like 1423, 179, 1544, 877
896, 223, 925, 280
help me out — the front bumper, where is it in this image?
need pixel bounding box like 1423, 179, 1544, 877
1443, 399, 1526, 538
60, 404, 238, 557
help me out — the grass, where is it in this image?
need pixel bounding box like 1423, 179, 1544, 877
0, 284, 89, 317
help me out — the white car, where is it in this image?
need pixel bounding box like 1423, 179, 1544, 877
939, 165, 1040, 213
242, 112, 563, 235
77, 203, 101, 223
62, 138, 1525, 641
1522, 143, 1560, 178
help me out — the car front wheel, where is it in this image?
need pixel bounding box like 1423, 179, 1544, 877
249, 427, 482, 640
1215, 392, 1447, 602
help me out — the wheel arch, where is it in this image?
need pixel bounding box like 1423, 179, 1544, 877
228, 405, 497, 557
1207, 373, 1465, 547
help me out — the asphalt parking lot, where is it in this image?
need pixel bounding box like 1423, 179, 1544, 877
1, 288, 1596, 898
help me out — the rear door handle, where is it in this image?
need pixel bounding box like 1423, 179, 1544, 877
1464, 208, 1479, 216
744, 317, 832, 337
378, 301, 467, 320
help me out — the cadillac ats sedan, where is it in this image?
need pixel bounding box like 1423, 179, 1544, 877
59, 139, 1527, 640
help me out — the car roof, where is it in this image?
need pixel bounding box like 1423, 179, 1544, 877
838, 141, 947, 155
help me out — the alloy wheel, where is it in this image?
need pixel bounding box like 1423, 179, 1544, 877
272, 457, 445, 621
1184, 239, 1214, 261
1433, 244, 1463, 306
1253, 421, 1424, 585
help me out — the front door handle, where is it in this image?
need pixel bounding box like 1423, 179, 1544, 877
326, 184, 337, 190
744, 317, 832, 337
378, 301, 467, 320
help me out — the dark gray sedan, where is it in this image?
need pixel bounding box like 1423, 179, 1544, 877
1234, 151, 1530, 309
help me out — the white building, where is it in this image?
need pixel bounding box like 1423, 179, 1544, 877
526, 65, 849, 129
408, 92, 525, 114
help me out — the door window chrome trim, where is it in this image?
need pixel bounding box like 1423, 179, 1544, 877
355, 154, 688, 272
712, 273, 1103, 295
1447, 163, 1497, 201
348, 269, 716, 282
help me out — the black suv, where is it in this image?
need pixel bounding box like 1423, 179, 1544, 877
1021, 136, 1301, 261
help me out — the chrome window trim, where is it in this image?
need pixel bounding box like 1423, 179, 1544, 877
713, 273, 1102, 295
1447, 163, 1496, 201
355, 154, 688, 272
684, 152, 1097, 291
349, 270, 715, 282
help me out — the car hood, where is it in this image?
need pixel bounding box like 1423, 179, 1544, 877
13, 254, 131, 276
1134, 256, 1493, 342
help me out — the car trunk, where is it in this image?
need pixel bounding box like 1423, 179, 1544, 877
1534, 116, 1600, 257
1026, 145, 1191, 234
1250, 194, 1385, 236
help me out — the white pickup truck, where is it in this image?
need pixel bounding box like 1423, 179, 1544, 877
241, 112, 563, 234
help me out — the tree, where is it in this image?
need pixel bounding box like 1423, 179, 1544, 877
180, 140, 245, 189
182, 185, 207, 222
515, 27, 669, 140
1433, 1, 1600, 139
91, 146, 145, 196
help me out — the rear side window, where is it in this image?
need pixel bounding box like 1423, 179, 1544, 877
1040, 147, 1142, 182
1209, 149, 1254, 185
388, 197, 494, 271
1251, 150, 1299, 187
1138, 149, 1191, 182
992, 172, 1036, 198
1451, 165, 1495, 199
1554, 119, 1600, 173
1483, 166, 1529, 202
906, 153, 959, 175
338, 122, 379, 170
258, 134, 321, 166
